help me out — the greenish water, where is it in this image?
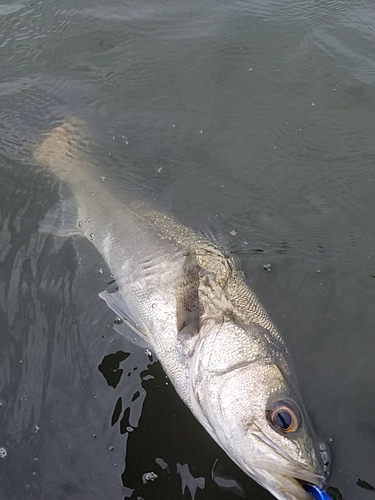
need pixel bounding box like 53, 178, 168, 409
1, 0, 375, 499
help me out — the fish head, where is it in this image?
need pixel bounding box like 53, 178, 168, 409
190, 319, 328, 500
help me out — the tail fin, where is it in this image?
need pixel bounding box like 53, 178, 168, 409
33, 120, 89, 181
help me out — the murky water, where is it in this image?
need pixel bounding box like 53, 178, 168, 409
1, 0, 375, 499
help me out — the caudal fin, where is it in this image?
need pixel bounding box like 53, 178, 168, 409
33, 120, 89, 180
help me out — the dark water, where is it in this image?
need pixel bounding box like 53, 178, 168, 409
1, 0, 375, 499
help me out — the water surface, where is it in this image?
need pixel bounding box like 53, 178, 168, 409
1, 0, 375, 499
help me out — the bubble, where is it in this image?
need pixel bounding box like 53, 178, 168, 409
318, 442, 331, 472
0, 448, 7, 459
321, 451, 330, 467
262, 263, 272, 273
142, 472, 158, 484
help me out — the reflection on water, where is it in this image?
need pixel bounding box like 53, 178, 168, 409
1, 0, 375, 498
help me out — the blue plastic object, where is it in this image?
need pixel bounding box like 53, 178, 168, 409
303, 484, 331, 500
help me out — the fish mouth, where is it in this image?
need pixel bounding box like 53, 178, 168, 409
246, 427, 326, 499
261, 469, 325, 500
263, 471, 324, 500
246, 457, 325, 500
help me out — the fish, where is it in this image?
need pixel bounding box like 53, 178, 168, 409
33, 122, 329, 500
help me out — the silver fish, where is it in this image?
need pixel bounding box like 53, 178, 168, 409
34, 122, 328, 500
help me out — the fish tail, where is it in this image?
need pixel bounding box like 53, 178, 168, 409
33, 119, 89, 181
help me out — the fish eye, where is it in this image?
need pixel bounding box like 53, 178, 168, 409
266, 400, 300, 433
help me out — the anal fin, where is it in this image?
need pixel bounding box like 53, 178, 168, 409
39, 185, 83, 238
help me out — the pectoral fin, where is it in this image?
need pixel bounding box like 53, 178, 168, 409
175, 250, 213, 358
99, 289, 151, 347
176, 250, 200, 333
